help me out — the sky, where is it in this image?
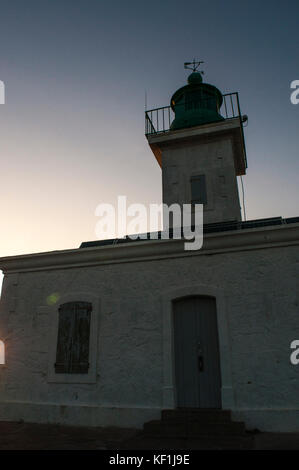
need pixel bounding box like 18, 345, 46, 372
0, 0, 298, 290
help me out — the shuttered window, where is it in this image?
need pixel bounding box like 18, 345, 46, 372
55, 301, 92, 374
191, 175, 207, 205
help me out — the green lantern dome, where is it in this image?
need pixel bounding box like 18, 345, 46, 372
170, 71, 224, 130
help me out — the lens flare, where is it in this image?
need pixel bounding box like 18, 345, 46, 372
46, 293, 60, 306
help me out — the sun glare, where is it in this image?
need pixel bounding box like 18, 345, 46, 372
0, 340, 5, 365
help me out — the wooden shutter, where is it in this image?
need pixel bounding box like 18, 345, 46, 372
71, 302, 91, 374
191, 175, 207, 205
55, 301, 92, 374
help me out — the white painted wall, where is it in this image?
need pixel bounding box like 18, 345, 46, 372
148, 119, 246, 225
162, 137, 242, 224
0, 227, 298, 431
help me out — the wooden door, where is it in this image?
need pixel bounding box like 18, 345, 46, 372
173, 296, 221, 408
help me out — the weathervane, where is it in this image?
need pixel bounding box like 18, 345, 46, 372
184, 59, 204, 75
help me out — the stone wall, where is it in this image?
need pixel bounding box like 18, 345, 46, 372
0, 226, 298, 430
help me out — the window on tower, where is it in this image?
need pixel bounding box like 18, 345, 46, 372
191, 175, 207, 205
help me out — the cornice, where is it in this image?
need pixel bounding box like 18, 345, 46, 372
0, 223, 298, 274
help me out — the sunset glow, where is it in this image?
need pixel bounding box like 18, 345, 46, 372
0, 0, 298, 277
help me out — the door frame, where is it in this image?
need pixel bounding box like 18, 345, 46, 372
161, 284, 234, 410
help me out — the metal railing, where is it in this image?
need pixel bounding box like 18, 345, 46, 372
145, 91, 247, 168
145, 105, 173, 135
145, 92, 241, 135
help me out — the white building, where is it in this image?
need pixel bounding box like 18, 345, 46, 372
0, 69, 298, 432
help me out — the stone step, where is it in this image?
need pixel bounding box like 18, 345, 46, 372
143, 420, 245, 438
161, 408, 231, 423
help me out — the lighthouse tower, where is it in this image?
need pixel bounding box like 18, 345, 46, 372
145, 61, 247, 225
